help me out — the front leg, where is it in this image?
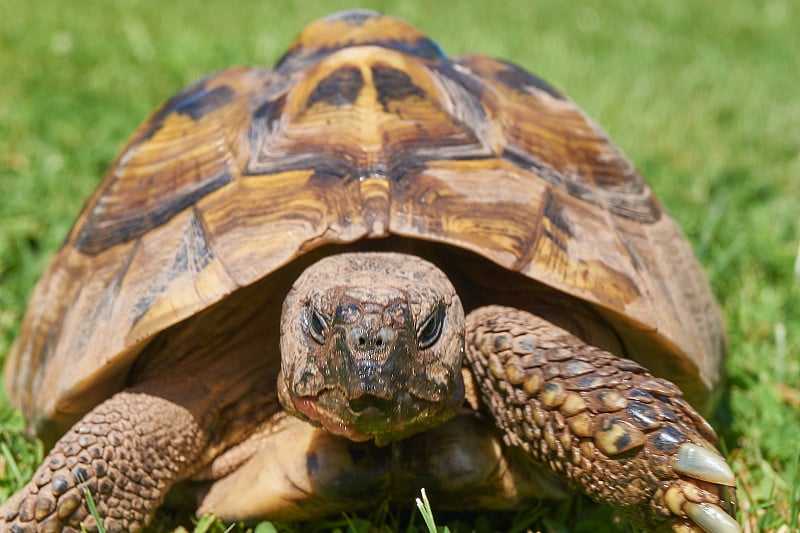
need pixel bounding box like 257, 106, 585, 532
0, 391, 207, 533
465, 306, 739, 533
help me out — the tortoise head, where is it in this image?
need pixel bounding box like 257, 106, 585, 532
279, 252, 465, 445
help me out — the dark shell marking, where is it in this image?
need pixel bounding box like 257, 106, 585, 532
75, 170, 232, 255
493, 60, 565, 100
136, 78, 235, 142
307, 66, 364, 107
372, 64, 427, 111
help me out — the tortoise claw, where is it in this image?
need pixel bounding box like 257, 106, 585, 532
674, 443, 736, 486
684, 502, 741, 533
671, 443, 739, 533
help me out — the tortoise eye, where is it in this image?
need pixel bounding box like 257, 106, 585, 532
305, 308, 329, 345
417, 306, 445, 349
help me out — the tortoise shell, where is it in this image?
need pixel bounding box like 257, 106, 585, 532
5, 10, 725, 441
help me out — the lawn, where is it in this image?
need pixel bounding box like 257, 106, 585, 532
0, 1, 798, 532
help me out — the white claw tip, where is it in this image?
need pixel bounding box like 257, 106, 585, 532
685, 502, 741, 533
674, 443, 736, 486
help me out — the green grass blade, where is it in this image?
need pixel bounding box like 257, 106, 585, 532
0, 438, 23, 486
79, 483, 106, 533
415, 488, 450, 533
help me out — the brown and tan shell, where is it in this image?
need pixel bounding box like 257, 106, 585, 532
5, 10, 725, 439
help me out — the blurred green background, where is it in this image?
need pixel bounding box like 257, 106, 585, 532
0, 1, 798, 531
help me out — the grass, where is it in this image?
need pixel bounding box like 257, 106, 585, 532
0, 0, 798, 531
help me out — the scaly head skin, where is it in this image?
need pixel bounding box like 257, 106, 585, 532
278, 252, 465, 446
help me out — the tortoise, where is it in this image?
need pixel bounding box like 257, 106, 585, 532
1, 9, 740, 533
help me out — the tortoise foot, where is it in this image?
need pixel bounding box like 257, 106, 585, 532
0, 392, 205, 533
465, 306, 739, 533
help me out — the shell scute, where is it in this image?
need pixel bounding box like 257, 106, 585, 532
276, 10, 445, 74
70, 68, 265, 256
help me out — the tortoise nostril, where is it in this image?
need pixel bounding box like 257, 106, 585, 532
351, 327, 396, 351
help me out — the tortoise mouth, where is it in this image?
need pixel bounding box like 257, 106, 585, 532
348, 393, 396, 414
290, 386, 462, 446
